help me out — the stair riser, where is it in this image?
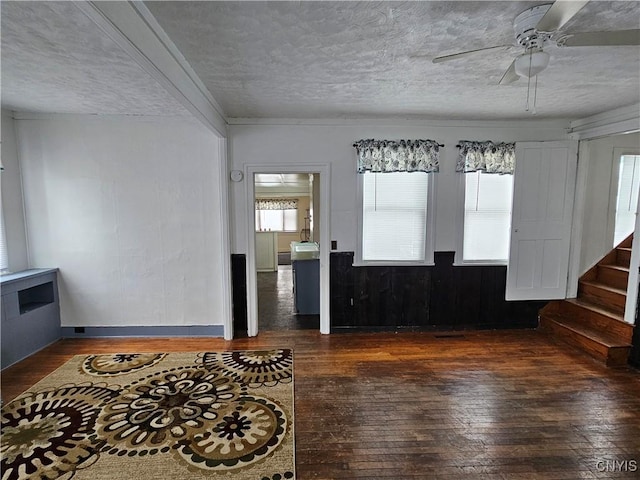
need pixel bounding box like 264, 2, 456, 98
578, 283, 625, 314
616, 249, 631, 268
539, 316, 629, 366
556, 301, 633, 343
597, 266, 629, 290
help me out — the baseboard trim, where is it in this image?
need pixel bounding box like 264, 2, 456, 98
61, 325, 225, 338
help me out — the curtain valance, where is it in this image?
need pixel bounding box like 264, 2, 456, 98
456, 141, 515, 174
354, 139, 441, 173
255, 198, 298, 210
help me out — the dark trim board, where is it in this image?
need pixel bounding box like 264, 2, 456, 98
629, 283, 640, 368
61, 325, 225, 338
331, 251, 547, 331
231, 254, 248, 335
630, 325, 640, 368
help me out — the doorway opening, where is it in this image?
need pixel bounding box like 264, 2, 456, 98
244, 163, 330, 337
614, 153, 640, 246
254, 173, 320, 331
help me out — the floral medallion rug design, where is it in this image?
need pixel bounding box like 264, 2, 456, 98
1, 350, 295, 480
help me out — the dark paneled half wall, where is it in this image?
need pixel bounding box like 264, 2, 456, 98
231, 252, 546, 333
331, 252, 546, 332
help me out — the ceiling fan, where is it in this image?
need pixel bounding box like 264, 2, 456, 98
432, 0, 640, 86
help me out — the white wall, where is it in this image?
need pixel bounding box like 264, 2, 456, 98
229, 120, 570, 254
578, 132, 640, 273
1, 110, 29, 272
16, 115, 226, 328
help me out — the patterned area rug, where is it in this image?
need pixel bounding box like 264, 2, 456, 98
1, 350, 295, 480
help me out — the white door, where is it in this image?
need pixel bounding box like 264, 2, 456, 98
506, 141, 578, 300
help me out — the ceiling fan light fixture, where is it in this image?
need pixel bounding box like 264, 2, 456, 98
514, 50, 550, 77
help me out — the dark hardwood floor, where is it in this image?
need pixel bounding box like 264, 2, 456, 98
2, 329, 640, 479
258, 264, 319, 331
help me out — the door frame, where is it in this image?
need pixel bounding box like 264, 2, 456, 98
616, 149, 640, 324
608, 148, 640, 246
244, 163, 331, 336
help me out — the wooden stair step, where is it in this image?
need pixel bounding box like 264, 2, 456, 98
596, 264, 629, 290
564, 297, 624, 321
559, 298, 633, 343
539, 313, 631, 367
617, 234, 634, 249
579, 279, 626, 297
599, 263, 629, 272
541, 314, 631, 348
541, 233, 634, 367
578, 279, 626, 313
616, 247, 632, 268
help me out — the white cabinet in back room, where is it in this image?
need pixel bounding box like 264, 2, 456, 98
256, 231, 278, 272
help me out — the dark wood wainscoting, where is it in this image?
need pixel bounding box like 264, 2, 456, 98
331, 251, 546, 331
231, 254, 248, 334
233, 252, 546, 333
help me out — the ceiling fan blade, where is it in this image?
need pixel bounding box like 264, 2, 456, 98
498, 60, 519, 85
535, 0, 590, 32
561, 29, 640, 46
432, 45, 512, 64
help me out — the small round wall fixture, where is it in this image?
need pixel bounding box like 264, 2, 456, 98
230, 170, 243, 182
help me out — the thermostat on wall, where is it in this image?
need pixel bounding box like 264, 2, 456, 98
230, 170, 243, 182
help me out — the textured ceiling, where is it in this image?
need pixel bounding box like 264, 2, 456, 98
1, 1, 639, 121
145, 0, 640, 120
1, 1, 190, 116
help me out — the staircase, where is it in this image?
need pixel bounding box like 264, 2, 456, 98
539, 235, 635, 366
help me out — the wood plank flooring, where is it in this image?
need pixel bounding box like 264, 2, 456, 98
2, 329, 640, 479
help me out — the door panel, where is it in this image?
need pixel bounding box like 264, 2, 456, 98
506, 141, 578, 300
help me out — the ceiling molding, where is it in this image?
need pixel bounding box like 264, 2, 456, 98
568, 103, 640, 140
74, 1, 227, 137
11, 111, 199, 123
227, 116, 572, 130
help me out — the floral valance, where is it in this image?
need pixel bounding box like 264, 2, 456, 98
456, 141, 515, 174
255, 198, 298, 210
353, 139, 441, 173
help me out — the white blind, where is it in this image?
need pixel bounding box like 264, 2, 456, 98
362, 172, 428, 261
255, 209, 297, 232
614, 155, 640, 246
463, 171, 513, 261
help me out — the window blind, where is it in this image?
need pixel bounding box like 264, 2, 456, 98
463, 171, 513, 261
362, 172, 428, 261
255, 209, 297, 232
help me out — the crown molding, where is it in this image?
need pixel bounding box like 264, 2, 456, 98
568, 103, 640, 140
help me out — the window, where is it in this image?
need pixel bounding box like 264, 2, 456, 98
462, 171, 513, 262
614, 154, 640, 246
357, 171, 433, 263
255, 209, 297, 232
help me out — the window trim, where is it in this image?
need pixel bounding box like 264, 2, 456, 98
354, 171, 436, 267
454, 171, 511, 267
